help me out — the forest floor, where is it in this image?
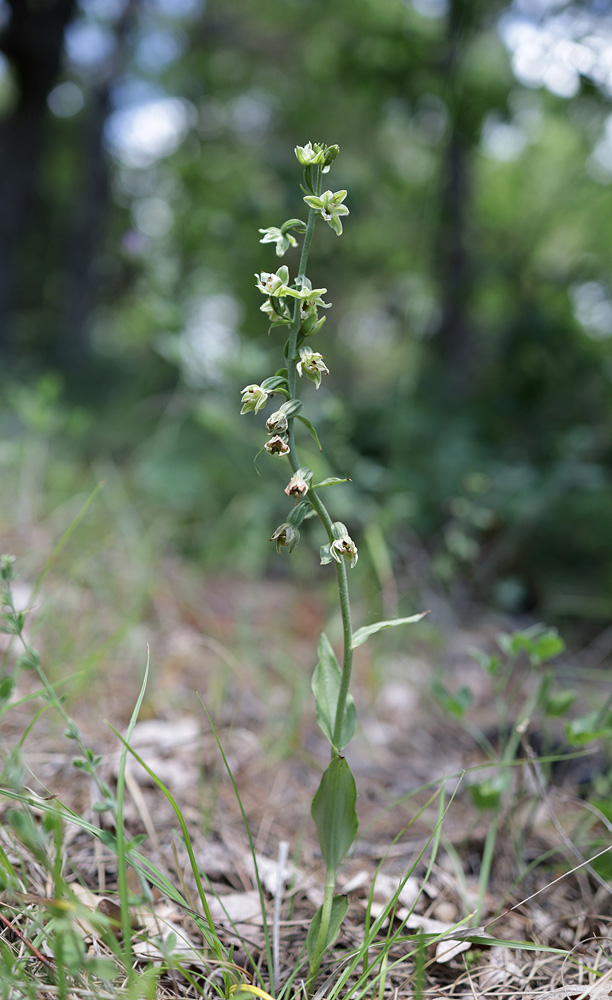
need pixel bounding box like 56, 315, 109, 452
2, 550, 612, 999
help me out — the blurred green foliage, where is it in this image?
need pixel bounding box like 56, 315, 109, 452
3, 0, 612, 625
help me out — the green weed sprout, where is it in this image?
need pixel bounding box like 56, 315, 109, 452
242, 142, 427, 993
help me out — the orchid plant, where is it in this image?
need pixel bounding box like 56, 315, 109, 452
241, 142, 426, 993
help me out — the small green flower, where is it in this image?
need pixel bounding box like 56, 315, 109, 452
255, 266, 290, 296
270, 522, 300, 553
320, 523, 358, 568
265, 434, 290, 456
303, 189, 349, 236
240, 384, 269, 414
266, 410, 289, 434
331, 535, 358, 568
259, 227, 298, 258
284, 468, 312, 498
297, 347, 329, 388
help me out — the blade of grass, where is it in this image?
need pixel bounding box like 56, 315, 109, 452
106, 722, 227, 966
198, 695, 275, 994
114, 649, 151, 983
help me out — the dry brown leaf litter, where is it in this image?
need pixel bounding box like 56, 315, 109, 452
1, 564, 612, 998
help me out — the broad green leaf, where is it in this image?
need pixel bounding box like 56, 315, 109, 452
311, 756, 358, 871
296, 413, 322, 450
312, 633, 356, 749
351, 612, 429, 649
306, 895, 349, 961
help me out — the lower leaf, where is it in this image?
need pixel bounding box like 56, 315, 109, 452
306, 895, 349, 961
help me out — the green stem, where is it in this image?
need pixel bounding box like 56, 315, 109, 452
282, 159, 355, 995
305, 864, 336, 995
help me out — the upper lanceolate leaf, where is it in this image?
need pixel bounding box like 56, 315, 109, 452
351, 613, 429, 648
312, 632, 356, 750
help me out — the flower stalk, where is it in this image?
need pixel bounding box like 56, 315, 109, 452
242, 141, 359, 995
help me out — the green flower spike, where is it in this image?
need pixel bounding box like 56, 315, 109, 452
297, 347, 329, 388
303, 189, 349, 236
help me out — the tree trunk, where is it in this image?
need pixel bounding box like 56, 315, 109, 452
0, 0, 77, 351
432, 0, 475, 398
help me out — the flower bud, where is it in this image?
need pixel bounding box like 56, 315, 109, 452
295, 141, 327, 166
270, 523, 300, 553
264, 435, 290, 457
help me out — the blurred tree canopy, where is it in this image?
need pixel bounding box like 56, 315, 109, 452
3, 0, 612, 625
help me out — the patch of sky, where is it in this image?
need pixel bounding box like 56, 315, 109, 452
500, 2, 612, 99
481, 114, 528, 161
77, 0, 127, 20
227, 91, 273, 141
65, 18, 116, 74
47, 81, 85, 118
151, 0, 205, 19
133, 196, 174, 238
571, 281, 612, 339
174, 294, 243, 388
587, 112, 612, 182
105, 93, 196, 168
135, 28, 185, 73
410, 0, 448, 18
